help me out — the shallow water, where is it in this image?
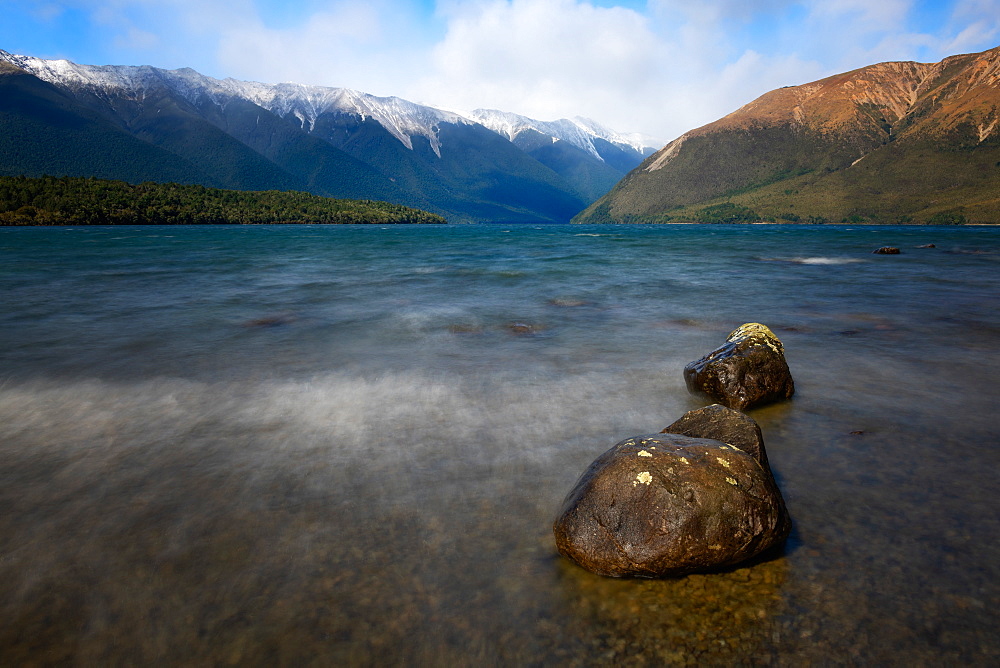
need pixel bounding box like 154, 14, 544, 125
1, 224, 998, 665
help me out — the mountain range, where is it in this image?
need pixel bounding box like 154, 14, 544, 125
0, 50, 657, 223
576, 46, 1000, 225
5, 47, 999, 226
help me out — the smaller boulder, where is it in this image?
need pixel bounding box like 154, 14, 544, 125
662, 403, 770, 471
872, 246, 901, 254
683, 323, 794, 411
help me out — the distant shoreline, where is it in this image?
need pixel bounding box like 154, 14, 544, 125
0, 176, 448, 226
5, 221, 997, 228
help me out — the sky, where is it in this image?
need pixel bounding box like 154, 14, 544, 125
2, 0, 999, 143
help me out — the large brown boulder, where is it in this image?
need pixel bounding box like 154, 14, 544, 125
683, 323, 794, 410
554, 435, 790, 577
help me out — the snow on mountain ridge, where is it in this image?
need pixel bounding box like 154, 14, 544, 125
0, 50, 658, 160
217, 79, 472, 156
568, 116, 661, 155
0, 50, 235, 108
470, 109, 602, 160
469, 109, 658, 160
0, 51, 466, 156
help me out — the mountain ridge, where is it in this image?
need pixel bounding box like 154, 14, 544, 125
0, 50, 660, 223
577, 46, 1000, 224
0, 50, 656, 165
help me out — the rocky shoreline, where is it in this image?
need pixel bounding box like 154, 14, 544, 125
555, 324, 795, 577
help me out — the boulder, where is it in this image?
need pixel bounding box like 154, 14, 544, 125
553, 427, 790, 578
661, 403, 770, 471
872, 246, 901, 254
683, 323, 794, 411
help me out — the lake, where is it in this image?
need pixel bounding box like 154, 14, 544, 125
1, 223, 998, 664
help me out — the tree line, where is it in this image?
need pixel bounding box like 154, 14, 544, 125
0, 175, 447, 225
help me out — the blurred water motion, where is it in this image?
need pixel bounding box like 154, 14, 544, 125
1, 224, 998, 664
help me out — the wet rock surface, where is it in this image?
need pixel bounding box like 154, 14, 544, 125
683, 323, 795, 411
506, 322, 540, 335
553, 429, 791, 578
661, 403, 771, 471
872, 246, 901, 254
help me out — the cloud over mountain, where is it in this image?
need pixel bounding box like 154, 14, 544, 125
575, 45, 1000, 225
4, 1, 998, 142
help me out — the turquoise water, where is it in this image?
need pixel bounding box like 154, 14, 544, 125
1, 224, 998, 664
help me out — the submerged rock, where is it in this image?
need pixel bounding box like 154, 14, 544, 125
553, 417, 790, 577
683, 323, 794, 411
872, 246, 901, 254
506, 322, 541, 336
547, 298, 589, 307
448, 324, 484, 335
242, 312, 297, 328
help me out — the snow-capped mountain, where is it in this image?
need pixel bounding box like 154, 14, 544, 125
221, 82, 473, 158
0, 50, 660, 222
469, 109, 656, 161
1, 51, 657, 162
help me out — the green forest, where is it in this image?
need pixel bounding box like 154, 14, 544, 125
0, 176, 447, 225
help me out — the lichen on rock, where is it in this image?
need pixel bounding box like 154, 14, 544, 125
683, 323, 794, 411
553, 407, 791, 578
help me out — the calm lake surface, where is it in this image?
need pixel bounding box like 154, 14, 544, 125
1, 224, 998, 665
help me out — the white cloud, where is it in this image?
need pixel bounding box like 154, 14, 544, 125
33, 0, 1000, 143
31, 3, 67, 22
944, 0, 1000, 53
216, 4, 387, 84
807, 0, 912, 29
402, 0, 837, 140
411, 0, 667, 132
113, 26, 160, 51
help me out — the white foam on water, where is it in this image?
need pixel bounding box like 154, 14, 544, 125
0, 367, 688, 505
0, 367, 691, 630
794, 256, 865, 265
759, 256, 865, 265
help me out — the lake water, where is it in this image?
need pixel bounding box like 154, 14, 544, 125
1, 224, 998, 665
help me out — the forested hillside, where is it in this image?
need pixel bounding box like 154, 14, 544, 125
0, 176, 447, 225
